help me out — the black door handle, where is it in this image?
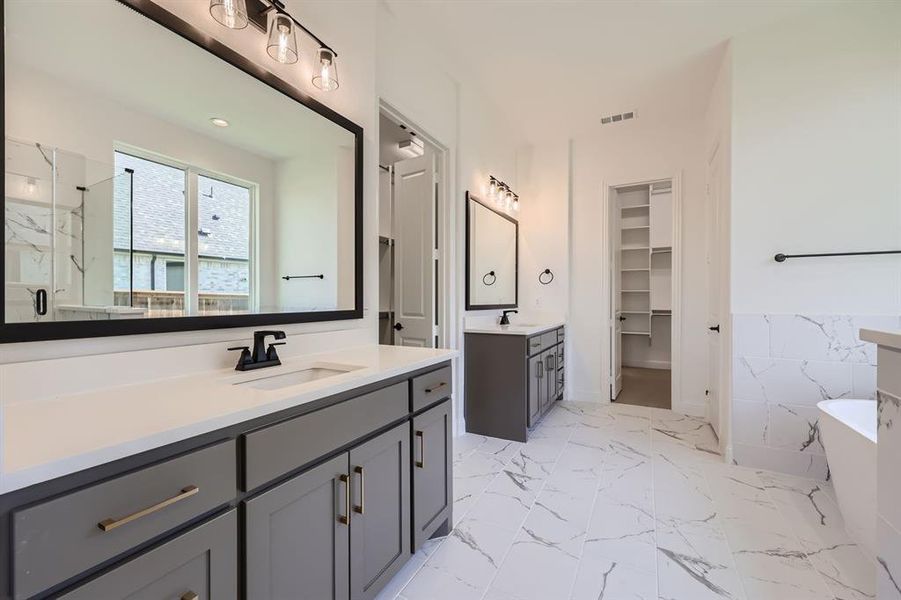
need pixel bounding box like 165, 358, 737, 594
709, 325, 720, 332
618, 316, 627, 322
35, 288, 48, 316
393, 323, 404, 331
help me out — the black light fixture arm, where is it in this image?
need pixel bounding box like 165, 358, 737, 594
257, 0, 337, 55
282, 274, 325, 280
774, 250, 901, 262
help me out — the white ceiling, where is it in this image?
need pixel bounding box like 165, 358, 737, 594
384, 0, 822, 141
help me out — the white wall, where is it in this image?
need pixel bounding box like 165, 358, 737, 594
568, 119, 709, 414
730, 2, 901, 315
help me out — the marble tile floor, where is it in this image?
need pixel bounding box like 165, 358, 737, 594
376, 401, 876, 600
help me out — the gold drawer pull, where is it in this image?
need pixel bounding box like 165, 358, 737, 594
98, 485, 199, 532
353, 466, 365, 514
425, 381, 447, 394
415, 430, 425, 468
181, 593, 199, 600
338, 474, 350, 525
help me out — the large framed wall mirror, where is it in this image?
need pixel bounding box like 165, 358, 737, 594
465, 192, 518, 310
2, 0, 363, 342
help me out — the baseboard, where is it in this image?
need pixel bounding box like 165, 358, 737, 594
673, 400, 706, 418
567, 389, 604, 403
622, 360, 671, 370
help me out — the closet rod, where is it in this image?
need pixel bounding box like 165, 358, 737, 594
774, 250, 901, 262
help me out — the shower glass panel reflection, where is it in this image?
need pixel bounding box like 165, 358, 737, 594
4, 137, 137, 322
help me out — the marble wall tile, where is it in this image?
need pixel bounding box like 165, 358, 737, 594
769, 314, 897, 364
732, 356, 852, 406
732, 313, 770, 358
732, 312, 896, 479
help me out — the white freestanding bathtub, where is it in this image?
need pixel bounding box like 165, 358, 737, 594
817, 399, 877, 558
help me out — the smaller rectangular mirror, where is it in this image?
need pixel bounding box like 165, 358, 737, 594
466, 192, 517, 309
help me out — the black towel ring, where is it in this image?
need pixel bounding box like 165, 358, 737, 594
482, 270, 497, 286
538, 268, 554, 285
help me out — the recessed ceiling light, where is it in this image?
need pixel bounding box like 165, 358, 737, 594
210, 117, 230, 128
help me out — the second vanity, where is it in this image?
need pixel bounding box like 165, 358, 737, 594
0, 344, 455, 600
464, 322, 565, 442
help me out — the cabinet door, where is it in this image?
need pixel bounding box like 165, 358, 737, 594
545, 346, 558, 405
60, 510, 237, 600
349, 423, 411, 600
245, 454, 350, 600
412, 400, 452, 550
528, 354, 542, 426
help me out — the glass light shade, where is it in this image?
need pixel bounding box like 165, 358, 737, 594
210, 0, 248, 29
496, 183, 506, 206
312, 48, 339, 91
512, 195, 520, 212
488, 177, 498, 199
267, 14, 298, 64
505, 189, 514, 209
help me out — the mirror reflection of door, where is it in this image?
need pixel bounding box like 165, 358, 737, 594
377, 113, 440, 348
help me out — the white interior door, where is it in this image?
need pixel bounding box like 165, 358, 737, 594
706, 150, 723, 437
393, 154, 436, 347
610, 188, 623, 399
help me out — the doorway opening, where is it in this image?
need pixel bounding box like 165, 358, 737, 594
608, 178, 679, 409
378, 109, 445, 347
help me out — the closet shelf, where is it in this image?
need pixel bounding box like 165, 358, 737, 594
621, 204, 650, 210
622, 289, 650, 293
622, 331, 651, 336
621, 225, 650, 231
622, 246, 649, 251
621, 311, 650, 315
621, 268, 649, 272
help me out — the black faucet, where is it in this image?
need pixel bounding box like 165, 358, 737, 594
228, 330, 286, 371
499, 310, 518, 325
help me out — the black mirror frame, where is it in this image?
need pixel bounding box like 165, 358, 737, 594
0, 0, 364, 343
465, 191, 518, 311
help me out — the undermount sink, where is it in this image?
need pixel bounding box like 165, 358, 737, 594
234, 362, 363, 391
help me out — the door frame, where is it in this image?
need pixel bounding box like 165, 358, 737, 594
378, 102, 451, 350
601, 173, 683, 411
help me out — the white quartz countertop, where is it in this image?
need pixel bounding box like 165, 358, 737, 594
861, 328, 901, 350
1, 344, 456, 494
464, 321, 565, 336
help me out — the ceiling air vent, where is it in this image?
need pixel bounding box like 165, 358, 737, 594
601, 111, 636, 125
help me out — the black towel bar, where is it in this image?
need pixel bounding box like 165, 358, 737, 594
282, 274, 325, 280
775, 250, 901, 262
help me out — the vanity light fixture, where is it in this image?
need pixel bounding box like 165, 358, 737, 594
210, 0, 249, 29
266, 13, 298, 64
210, 117, 230, 127
211, 0, 340, 91
486, 175, 520, 213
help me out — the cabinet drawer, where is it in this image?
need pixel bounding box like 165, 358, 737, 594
541, 331, 558, 350
557, 327, 565, 344
244, 382, 408, 491
59, 510, 237, 600
526, 335, 543, 356
411, 366, 452, 413
13, 440, 235, 600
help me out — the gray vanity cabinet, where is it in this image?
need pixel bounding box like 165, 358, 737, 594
465, 327, 565, 442
59, 510, 237, 600
0, 361, 453, 600
349, 422, 410, 600
245, 454, 350, 600
412, 399, 452, 550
